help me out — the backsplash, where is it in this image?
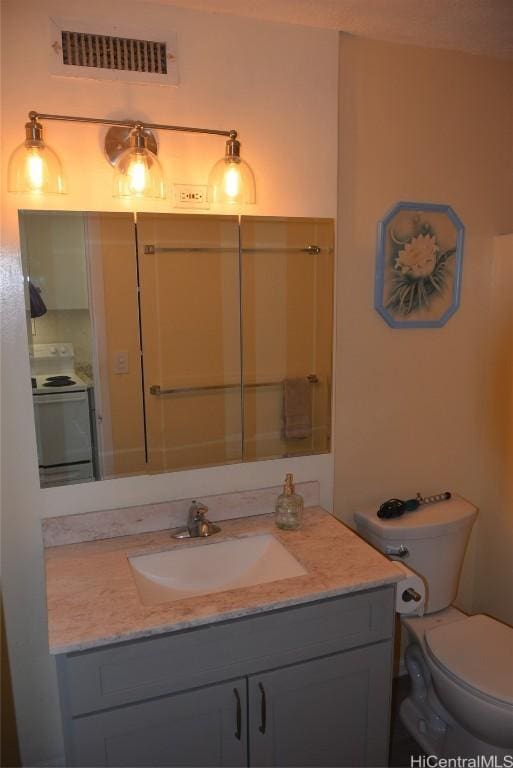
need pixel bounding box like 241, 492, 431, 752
42, 481, 320, 547
31, 309, 92, 373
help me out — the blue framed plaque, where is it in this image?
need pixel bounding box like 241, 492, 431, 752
375, 201, 464, 328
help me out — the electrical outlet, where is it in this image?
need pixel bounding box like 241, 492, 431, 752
173, 184, 210, 209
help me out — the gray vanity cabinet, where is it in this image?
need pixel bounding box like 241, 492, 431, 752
248, 644, 391, 767
56, 588, 395, 767
68, 679, 247, 767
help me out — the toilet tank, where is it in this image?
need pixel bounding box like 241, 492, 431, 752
354, 495, 477, 613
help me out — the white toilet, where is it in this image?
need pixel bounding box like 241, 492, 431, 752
354, 494, 513, 758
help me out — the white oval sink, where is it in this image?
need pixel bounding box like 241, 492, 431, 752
129, 533, 307, 605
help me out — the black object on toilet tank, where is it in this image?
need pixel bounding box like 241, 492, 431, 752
377, 491, 451, 519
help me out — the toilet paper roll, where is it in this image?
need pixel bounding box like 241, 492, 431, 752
394, 563, 426, 616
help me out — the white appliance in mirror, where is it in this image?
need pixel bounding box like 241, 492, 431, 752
31, 343, 95, 486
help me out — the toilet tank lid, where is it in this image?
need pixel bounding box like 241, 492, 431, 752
425, 614, 513, 706
354, 494, 477, 540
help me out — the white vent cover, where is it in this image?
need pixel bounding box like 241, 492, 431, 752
61, 31, 168, 74
49, 17, 178, 85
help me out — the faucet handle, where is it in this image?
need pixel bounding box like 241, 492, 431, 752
174, 501, 217, 539
191, 500, 208, 514
179, 500, 220, 538
188, 500, 208, 524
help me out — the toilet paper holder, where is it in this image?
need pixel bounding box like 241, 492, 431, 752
385, 544, 409, 558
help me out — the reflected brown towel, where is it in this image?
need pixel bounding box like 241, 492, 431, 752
283, 378, 312, 440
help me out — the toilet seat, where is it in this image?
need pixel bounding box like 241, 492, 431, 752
425, 614, 513, 707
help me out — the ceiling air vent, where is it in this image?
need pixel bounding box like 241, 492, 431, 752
61, 31, 168, 74
49, 17, 178, 85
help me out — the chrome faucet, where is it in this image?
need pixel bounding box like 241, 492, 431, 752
173, 501, 221, 539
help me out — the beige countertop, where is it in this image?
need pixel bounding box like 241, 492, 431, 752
45, 507, 402, 654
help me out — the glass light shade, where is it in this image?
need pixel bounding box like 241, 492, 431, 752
8, 140, 65, 194
113, 146, 166, 199
208, 156, 256, 204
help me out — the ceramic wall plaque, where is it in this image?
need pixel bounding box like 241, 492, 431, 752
375, 202, 464, 328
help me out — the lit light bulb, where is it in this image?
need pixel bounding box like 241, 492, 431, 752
208, 134, 255, 205
223, 165, 241, 199
112, 126, 166, 199
8, 115, 65, 195
26, 148, 44, 191
127, 154, 148, 195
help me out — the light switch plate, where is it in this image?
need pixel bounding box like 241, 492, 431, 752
113, 351, 129, 374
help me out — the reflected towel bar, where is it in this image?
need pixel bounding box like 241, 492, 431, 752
242, 246, 332, 254
144, 245, 238, 254
144, 245, 330, 255
150, 375, 319, 397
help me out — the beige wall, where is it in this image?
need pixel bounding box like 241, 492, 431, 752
335, 36, 513, 614
0, 2, 337, 764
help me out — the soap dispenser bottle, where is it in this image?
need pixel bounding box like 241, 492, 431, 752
275, 473, 304, 530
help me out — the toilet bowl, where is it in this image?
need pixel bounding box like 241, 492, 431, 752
402, 609, 513, 757
354, 495, 513, 758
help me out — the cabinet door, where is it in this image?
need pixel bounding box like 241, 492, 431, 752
21, 211, 89, 309
69, 679, 247, 767
248, 643, 392, 767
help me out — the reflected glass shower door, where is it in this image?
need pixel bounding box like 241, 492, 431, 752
86, 212, 146, 480
241, 217, 334, 461
137, 214, 242, 472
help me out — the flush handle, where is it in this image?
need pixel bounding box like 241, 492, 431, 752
385, 544, 409, 558
402, 587, 422, 602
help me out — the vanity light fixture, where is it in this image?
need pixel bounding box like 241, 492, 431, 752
208, 132, 256, 204
8, 114, 65, 195
106, 123, 166, 200
8, 111, 256, 203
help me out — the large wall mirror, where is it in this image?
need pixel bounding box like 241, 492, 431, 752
20, 211, 334, 487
